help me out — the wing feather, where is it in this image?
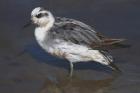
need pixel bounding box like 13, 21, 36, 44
50, 17, 102, 48
49, 17, 125, 50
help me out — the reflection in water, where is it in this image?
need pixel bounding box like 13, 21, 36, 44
40, 76, 115, 93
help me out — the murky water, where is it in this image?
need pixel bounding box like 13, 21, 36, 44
0, 0, 140, 93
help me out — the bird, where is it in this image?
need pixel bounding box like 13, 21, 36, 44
26, 7, 125, 77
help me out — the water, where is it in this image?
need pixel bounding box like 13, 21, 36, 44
0, 0, 140, 93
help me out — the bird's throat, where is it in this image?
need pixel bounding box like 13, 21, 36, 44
35, 18, 55, 43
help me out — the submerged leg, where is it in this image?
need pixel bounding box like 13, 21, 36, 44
69, 62, 74, 77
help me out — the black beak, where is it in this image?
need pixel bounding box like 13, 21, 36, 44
23, 20, 32, 28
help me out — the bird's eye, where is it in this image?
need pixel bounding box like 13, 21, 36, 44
36, 13, 42, 18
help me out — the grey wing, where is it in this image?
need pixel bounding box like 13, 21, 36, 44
50, 17, 102, 47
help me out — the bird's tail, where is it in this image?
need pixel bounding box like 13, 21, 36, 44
99, 38, 130, 50
92, 38, 130, 50
102, 38, 125, 45
100, 51, 121, 72
108, 62, 121, 72
90, 50, 121, 72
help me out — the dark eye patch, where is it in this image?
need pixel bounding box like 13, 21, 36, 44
36, 13, 42, 18
35, 13, 49, 18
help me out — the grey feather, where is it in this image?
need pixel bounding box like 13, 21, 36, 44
46, 17, 102, 48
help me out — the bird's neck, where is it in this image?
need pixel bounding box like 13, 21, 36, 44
35, 18, 55, 42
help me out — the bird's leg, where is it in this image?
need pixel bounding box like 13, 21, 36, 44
69, 62, 74, 77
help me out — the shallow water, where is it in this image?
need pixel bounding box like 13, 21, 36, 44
0, 0, 140, 93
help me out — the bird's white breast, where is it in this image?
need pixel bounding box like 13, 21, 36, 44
35, 27, 51, 53
35, 27, 47, 42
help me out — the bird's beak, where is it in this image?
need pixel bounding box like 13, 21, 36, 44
23, 20, 32, 28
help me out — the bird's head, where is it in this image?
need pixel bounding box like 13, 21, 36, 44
31, 7, 55, 27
